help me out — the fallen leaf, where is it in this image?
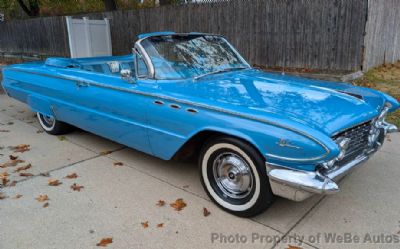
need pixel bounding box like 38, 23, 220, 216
70, 183, 84, 191
141, 221, 149, 228
96, 237, 113, 247
64, 173, 78, 179
157, 223, 164, 228
0, 159, 25, 168
9, 180, 17, 187
0, 171, 9, 185
203, 207, 211, 217
0, 171, 9, 178
12, 194, 22, 199
35, 194, 49, 202
100, 150, 112, 156
40, 172, 50, 177
170, 198, 187, 211
43, 202, 49, 208
0, 129, 10, 132
48, 179, 62, 186
19, 172, 34, 177
2, 176, 9, 186
9, 155, 18, 160
0, 192, 8, 200
286, 246, 302, 249
58, 136, 66, 141
113, 162, 123, 167
13, 163, 32, 173
10, 144, 30, 153
156, 200, 165, 207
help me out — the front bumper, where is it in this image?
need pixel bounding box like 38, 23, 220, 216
266, 123, 398, 202
266, 154, 369, 201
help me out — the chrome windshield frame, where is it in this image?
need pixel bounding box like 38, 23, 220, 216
134, 33, 251, 80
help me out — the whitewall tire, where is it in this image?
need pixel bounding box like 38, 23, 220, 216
199, 136, 274, 217
37, 112, 72, 135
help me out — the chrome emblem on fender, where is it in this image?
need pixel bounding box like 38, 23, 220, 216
277, 139, 301, 149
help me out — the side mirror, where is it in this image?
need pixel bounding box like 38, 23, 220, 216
120, 69, 134, 83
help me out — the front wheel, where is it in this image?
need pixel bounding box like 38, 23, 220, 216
199, 136, 274, 217
37, 113, 73, 135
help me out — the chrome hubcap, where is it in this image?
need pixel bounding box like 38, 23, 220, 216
212, 153, 253, 199
42, 115, 55, 127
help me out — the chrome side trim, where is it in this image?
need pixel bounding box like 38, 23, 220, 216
6, 68, 331, 161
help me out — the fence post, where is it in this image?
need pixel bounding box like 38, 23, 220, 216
65, 16, 75, 58
104, 18, 112, 55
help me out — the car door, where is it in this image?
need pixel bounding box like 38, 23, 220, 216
54, 64, 153, 155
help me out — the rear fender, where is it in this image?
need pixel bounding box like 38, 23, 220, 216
27, 95, 54, 117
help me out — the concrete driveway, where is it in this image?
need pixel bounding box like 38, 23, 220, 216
1, 94, 399, 249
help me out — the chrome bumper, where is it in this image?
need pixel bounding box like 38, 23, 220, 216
266, 120, 398, 201
266, 154, 369, 201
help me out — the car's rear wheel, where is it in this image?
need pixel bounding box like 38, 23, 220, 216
37, 112, 72, 135
199, 136, 274, 217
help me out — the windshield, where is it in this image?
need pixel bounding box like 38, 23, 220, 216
139, 35, 250, 79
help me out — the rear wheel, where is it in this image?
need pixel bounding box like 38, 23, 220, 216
37, 112, 72, 135
199, 136, 274, 217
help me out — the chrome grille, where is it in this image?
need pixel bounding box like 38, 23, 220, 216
333, 121, 372, 166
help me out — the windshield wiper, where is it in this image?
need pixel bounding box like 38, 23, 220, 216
193, 67, 249, 80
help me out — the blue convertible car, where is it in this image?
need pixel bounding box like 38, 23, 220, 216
2, 32, 399, 217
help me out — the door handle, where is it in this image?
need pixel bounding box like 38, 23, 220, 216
76, 81, 89, 88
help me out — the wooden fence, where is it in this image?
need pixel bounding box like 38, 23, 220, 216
363, 0, 400, 70
0, 16, 69, 57
0, 0, 398, 72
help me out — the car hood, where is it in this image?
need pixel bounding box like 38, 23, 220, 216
156, 69, 392, 135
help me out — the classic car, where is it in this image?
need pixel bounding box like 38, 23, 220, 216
1, 32, 399, 217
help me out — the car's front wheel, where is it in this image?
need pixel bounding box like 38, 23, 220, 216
199, 136, 274, 217
37, 112, 72, 135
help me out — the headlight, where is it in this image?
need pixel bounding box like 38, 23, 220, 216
321, 137, 350, 169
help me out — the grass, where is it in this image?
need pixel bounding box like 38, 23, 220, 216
352, 61, 400, 128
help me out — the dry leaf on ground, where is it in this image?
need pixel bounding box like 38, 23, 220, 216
12, 194, 23, 199
141, 221, 149, 228
156, 200, 165, 207
9, 155, 18, 160
40, 172, 50, 177
0, 159, 25, 168
10, 144, 30, 153
203, 207, 211, 217
64, 173, 78, 179
14, 163, 32, 173
157, 223, 164, 228
286, 245, 303, 249
43, 202, 49, 208
35, 194, 49, 202
0, 192, 8, 200
19, 172, 34, 177
96, 237, 113, 247
100, 150, 112, 155
113, 162, 123, 166
170, 198, 187, 211
70, 183, 84, 191
48, 179, 62, 186
9, 180, 17, 187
